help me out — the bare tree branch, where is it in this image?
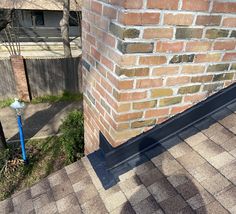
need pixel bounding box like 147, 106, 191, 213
60, 0, 72, 58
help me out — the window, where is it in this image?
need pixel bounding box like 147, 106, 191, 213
31, 11, 44, 26
69, 11, 78, 26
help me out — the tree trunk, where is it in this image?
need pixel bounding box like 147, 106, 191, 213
0, 121, 7, 149
60, 0, 72, 58
0, 9, 14, 32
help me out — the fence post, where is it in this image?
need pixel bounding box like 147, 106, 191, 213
10, 55, 31, 102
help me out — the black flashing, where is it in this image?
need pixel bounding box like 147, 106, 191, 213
87, 83, 236, 189
100, 83, 236, 170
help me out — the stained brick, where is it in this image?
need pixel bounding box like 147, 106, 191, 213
178, 85, 201, 94
131, 119, 156, 128
118, 41, 154, 54
207, 64, 230, 73
151, 88, 173, 98
133, 100, 157, 110
115, 66, 149, 77
230, 31, 236, 38
170, 54, 195, 64
87, 91, 96, 105
159, 97, 182, 107
176, 28, 203, 39
101, 99, 111, 114
203, 83, 224, 93
196, 15, 221, 26
109, 22, 140, 39
205, 29, 229, 39
213, 73, 234, 82
191, 75, 213, 83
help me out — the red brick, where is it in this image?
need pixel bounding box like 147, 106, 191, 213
109, 0, 143, 9
91, 1, 102, 14
223, 53, 236, 61
91, 46, 101, 61
143, 28, 173, 39
119, 12, 160, 25
10, 56, 30, 101
214, 41, 236, 51
171, 104, 192, 114
147, 0, 179, 10
145, 108, 170, 118
166, 76, 191, 86
101, 78, 113, 93
114, 90, 147, 102
164, 13, 194, 26
212, 2, 236, 13
86, 34, 96, 46
182, 65, 205, 74
196, 15, 222, 26
115, 112, 143, 122
136, 78, 163, 88
182, 0, 210, 11
139, 56, 167, 65
101, 56, 114, 71
142, 13, 160, 25
184, 93, 207, 103
156, 41, 184, 53
223, 18, 236, 27
186, 41, 212, 52
152, 66, 179, 76
103, 6, 117, 19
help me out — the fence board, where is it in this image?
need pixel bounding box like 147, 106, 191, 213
25, 57, 81, 98
0, 59, 17, 99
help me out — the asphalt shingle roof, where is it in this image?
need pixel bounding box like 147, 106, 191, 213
1, 101, 236, 213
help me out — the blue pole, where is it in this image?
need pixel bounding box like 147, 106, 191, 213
17, 115, 28, 163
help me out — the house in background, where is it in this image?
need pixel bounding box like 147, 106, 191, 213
0, 0, 82, 58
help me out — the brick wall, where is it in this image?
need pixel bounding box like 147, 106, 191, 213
82, 0, 236, 154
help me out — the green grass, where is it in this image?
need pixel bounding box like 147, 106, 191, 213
0, 137, 68, 200
31, 91, 83, 104
0, 91, 83, 109
0, 98, 14, 109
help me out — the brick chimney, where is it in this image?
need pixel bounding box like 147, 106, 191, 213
82, 0, 236, 154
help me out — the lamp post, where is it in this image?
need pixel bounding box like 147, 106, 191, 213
10, 98, 28, 164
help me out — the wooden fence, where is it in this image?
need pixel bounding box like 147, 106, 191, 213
0, 59, 17, 99
0, 57, 81, 99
